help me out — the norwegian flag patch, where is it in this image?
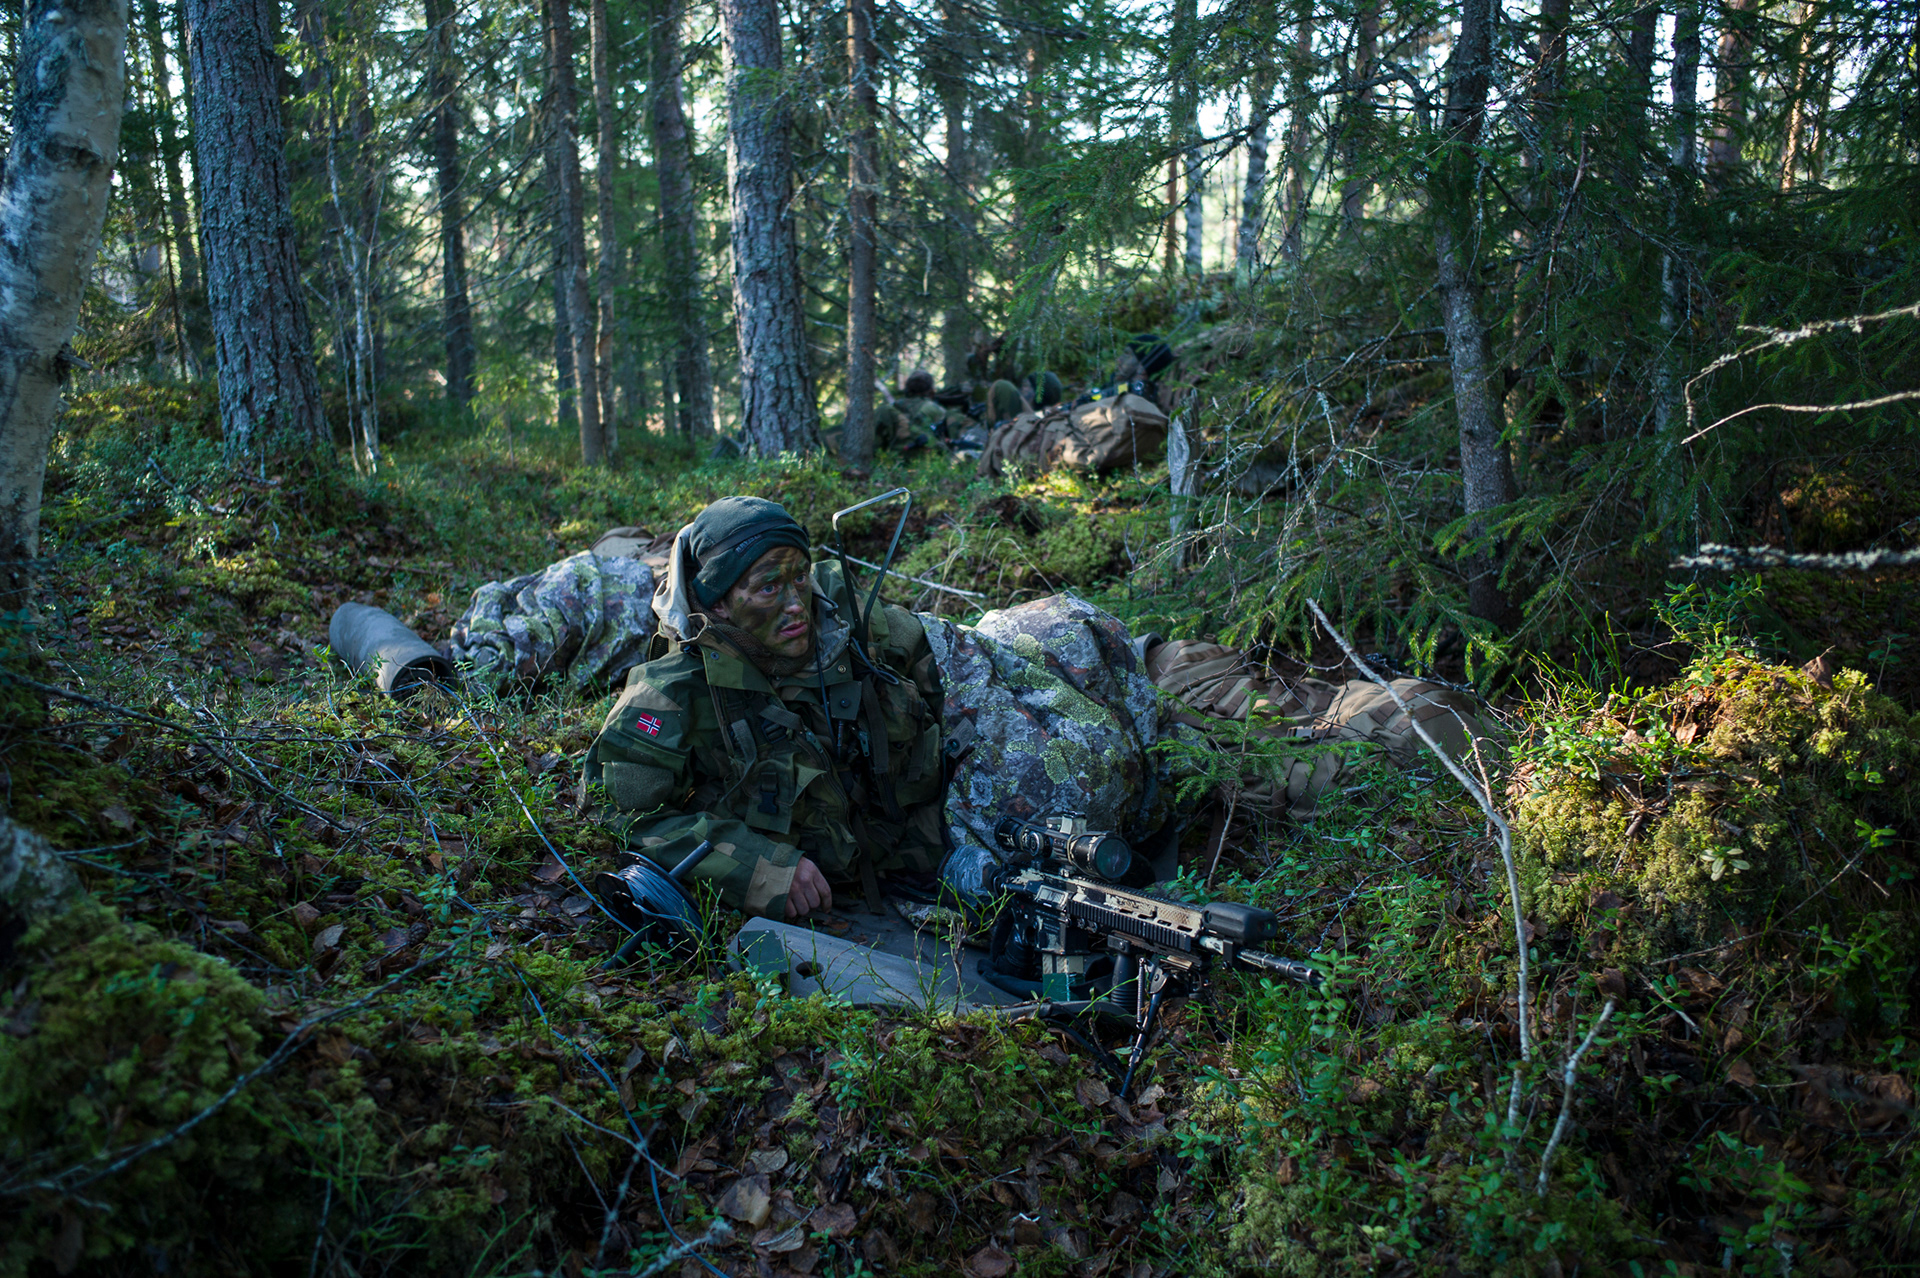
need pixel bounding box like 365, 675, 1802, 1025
633, 713, 663, 737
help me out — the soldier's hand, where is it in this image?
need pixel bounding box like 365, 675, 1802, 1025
785, 858, 833, 919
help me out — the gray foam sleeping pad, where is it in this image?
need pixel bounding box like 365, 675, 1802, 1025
329, 603, 455, 697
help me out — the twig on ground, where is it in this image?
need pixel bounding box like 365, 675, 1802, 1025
0, 671, 349, 832
1536, 998, 1617, 1196
596, 1145, 644, 1267
1304, 600, 1532, 1097
634, 1217, 735, 1278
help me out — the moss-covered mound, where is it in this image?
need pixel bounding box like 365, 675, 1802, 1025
1513, 654, 1919, 964
0, 902, 298, 1273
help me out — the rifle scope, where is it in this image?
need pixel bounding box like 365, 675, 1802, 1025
994, 815, 1133, 881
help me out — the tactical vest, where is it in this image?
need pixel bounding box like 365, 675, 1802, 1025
662, 602, 945, 897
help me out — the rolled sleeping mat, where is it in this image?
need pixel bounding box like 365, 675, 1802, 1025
328, 603, 455, 698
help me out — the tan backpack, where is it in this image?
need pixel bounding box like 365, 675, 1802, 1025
1051, 392, 1170, 473
977, 407, 1073, 478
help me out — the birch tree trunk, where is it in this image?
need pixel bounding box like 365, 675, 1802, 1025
590, 0, 624, 448
1430, 0, 1517, 626
545, 0, 603, 464
186, 0, 326, 463
648, 0, 713, 436
843, 0, 878, 469
720, 0, 820, 454
425, 0, 475, 411
0, 0, 127, 619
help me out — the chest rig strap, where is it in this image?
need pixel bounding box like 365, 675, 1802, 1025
705, 668, 891, 913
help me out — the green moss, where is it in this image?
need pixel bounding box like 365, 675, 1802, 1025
0, 902, 302, 1273
1515, 655, 1920, 964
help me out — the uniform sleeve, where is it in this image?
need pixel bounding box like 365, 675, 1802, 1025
581, 668, 804, 918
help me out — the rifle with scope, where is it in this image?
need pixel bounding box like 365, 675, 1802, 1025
979, 815, 1320, 1090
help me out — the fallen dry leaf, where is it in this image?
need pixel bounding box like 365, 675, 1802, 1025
963, 1244, 1013, 1278
1727, 1059, 1757, 1088
715, 1174, 772, 1227
754, 1225, 805, 1253
748, 1147, 790, 1175
812, 1202, 857, 1236
1075, 1076, 1111, 1108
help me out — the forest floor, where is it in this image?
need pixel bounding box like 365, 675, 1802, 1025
2, 387, 1917, 1278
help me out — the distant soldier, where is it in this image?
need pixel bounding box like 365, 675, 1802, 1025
984, 369, 1063, 426
1080, 333, 1177, 413
878, 369, 949, 452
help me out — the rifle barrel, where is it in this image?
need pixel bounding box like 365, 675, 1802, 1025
1236, 949, 1322, 987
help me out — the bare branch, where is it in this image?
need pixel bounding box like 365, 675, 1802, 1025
1671, 543, 1920, 573
1679, 387, 1920, 446
1304, 600, 1530, 1075
1536, 998, 1617, 1197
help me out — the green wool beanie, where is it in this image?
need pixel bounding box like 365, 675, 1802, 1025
686, 496, 811, 607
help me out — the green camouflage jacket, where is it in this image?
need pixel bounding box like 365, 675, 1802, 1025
581, 563, 945, 918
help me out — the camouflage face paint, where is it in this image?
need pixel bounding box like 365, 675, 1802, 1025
712, 546, 813, 659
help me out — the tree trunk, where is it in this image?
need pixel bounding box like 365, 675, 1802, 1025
843, 0, 878, 469
1163, 155, 1179, 275
936, 0, 972, 389
1706, 0, 1755, 180
1534, 0, 1569, 141
1430, 0, 1516, 626
319, 17, 382, 475
425, 0, 475, 412
1280, 2, 1312, 262
1653, 0, 1701, 542
141, 0, 206, 374
546, 0, 603, 464
1170, 0, 1200, 275
186, 0, 326, 463
0, 0, 127, 619
1624, 4, 1659, 120
1778, 2, 1817, 192
1339, 0, 1377, 225
1238, 84, 1269, 278
720, 0, 820, 454
1237, 72, 1269, 279
590, 0, 623, 451
648, 0, 713, 437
